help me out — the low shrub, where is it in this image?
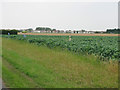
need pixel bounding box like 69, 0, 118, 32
0, 29, 18, 35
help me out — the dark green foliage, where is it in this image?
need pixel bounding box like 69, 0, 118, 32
106, 28, 120, 34
0, 30, 8, 35
2, 35, 119, 60
36, 27, 51, 31
94, 31, 101, 33
0, 29, 18, 35
9, 30, 18, 35
26, 28, 33, 32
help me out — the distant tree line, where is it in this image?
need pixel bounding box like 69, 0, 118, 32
1, 27, 120, 35
0, 29, 18, 35
35, 27, 120, 34
36, 27, 56, 33
106, 28, 120, 34
36, 27, 51, 31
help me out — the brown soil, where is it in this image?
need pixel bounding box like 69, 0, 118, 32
18, 33, 119, 36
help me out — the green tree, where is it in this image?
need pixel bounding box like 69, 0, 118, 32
27, 28, 33, 32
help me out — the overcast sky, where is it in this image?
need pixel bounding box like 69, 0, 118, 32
1, 0, 118, 31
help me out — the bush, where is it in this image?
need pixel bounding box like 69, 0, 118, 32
10, 30, 18, 35
22, 31, 27, 33
0, 29, 18, 35
106, 28, 120, 34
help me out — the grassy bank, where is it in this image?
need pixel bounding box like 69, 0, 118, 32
2, 38, 118, 88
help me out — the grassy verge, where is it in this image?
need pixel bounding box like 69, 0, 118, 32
2, 38, 118, 88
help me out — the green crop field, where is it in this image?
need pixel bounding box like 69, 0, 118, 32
3, 35, 120, 61
1, 35, 119, 88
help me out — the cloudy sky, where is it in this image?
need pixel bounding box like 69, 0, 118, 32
0, 0, 119, 31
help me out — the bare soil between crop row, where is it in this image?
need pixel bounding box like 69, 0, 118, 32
18, 33, 119, 36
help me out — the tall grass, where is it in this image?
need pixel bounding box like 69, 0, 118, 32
2, 38, 118, 88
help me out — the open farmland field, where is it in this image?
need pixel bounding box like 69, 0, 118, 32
1, 35, 119, 88
3, 35, 120, 60
18, 33, 119, 36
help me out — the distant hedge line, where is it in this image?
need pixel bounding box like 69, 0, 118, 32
106, 29, 120, 34
0, 30, 18, 35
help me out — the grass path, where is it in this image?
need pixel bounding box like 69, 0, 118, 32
2, 38, 118, 88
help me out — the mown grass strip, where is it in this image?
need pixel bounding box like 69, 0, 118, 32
2, 49, 74, 88
2, 38, 118, 88
2, 58, 40, 88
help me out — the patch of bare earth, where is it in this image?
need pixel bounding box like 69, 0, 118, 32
18, 33, 119, 36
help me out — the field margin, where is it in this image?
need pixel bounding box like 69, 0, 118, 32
18, 33, 119, 36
